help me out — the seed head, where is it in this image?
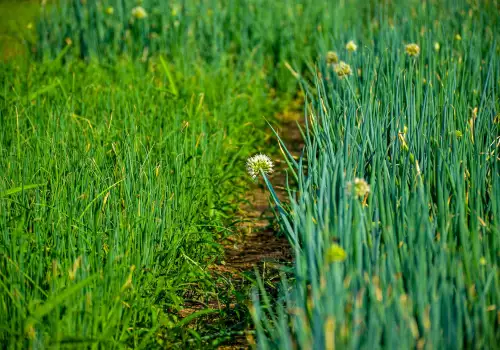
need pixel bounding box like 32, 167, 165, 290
348, 177, 370, 198
246, 154, 274, 179
326, 51, 339, 64
132, 6, 148, 19
25, 323, 36, 340
346, 40, 357, 52
105, 7, 114, 15
326, 244, 347, 263
334, 61, 352, 79
405, 43, 420, 57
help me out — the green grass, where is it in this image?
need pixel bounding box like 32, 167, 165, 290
1, 0, 499, 348
0, 0, 42, 60
0, 55, 282, 347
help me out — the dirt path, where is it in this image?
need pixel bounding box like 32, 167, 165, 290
216, 107, 304, 348
177, 105, 304, 348
219, 110, 303, 348
220, 108, 304, 272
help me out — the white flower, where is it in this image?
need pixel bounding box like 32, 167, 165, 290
246, 154, 274, 179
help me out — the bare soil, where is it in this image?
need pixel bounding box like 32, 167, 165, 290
178, 106, 304, 349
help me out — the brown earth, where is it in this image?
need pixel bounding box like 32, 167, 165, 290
177, 104, 305, 349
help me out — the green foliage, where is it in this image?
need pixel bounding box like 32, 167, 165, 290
0, 52, 278, 346
0, 0, 42, 59
253, 0, 499, 348
30, 0, 409, 92
1, 0, 499, 348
